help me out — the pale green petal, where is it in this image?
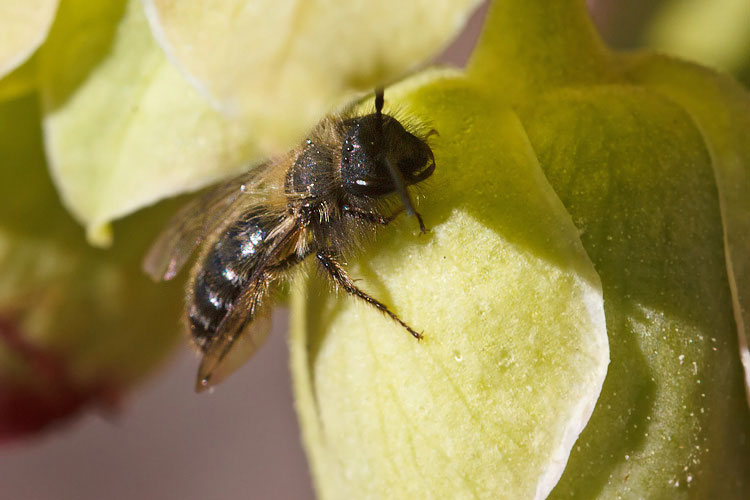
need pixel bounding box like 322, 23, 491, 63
37, 0, 260, 246
0, 0, 58, 77
648, 0, 750, 73
143, 0, 483, 152
292, 75, 608, 499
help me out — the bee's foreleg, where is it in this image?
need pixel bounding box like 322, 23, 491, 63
316, 249, 422, 340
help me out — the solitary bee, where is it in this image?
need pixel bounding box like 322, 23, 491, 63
144, 89, 436, 391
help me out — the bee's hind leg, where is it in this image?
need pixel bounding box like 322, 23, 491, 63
316, 249, 422, 340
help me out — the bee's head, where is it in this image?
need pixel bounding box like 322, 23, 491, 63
340, 113, 435, 198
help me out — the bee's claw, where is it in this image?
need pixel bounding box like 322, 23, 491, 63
415, 212, 429, 234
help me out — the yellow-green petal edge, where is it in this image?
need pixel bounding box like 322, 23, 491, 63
0, 0, 58, 78
142, 0, 484, 152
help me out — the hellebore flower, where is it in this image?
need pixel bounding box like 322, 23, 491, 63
0, 0, 482, 442
1, 0, 749, 498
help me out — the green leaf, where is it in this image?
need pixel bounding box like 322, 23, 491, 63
292, 75, 608, 499
37, 0, 260, 246
143, 0, 484, 151
0, 0, 58, 78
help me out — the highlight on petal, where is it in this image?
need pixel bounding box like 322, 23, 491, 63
291, 75, 608, 499
37, 0, 260, 246
143, 0, 483, 152
0, 0, 58, 78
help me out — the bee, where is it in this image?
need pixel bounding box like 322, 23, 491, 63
143, 89, 436, 391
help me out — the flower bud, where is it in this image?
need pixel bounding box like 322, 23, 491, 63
0, 95, 183, 441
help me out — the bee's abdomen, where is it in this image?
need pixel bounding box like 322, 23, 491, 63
188, 216, 270, 350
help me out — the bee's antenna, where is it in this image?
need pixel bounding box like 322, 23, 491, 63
374, 87, 385, 142
375, 87, 384, 119
375, 88, 426, 233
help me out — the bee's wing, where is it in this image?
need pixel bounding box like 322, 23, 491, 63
195, 278, 274, 392
143, 163, 274, 282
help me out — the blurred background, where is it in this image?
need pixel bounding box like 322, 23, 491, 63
0, 0, 748, 499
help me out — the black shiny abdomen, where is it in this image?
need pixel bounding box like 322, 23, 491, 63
188, 213, 271, 350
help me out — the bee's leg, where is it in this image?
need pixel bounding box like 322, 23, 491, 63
316, 249, 422, 340
272, 247, 315, 272
342, 205, 404, 226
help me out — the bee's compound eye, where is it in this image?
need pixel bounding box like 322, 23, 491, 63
340, 116, 395, 197
340, 114, 434, 198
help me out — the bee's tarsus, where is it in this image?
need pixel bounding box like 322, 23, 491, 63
196, 375, 211, 393
415, 212, 428, 234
